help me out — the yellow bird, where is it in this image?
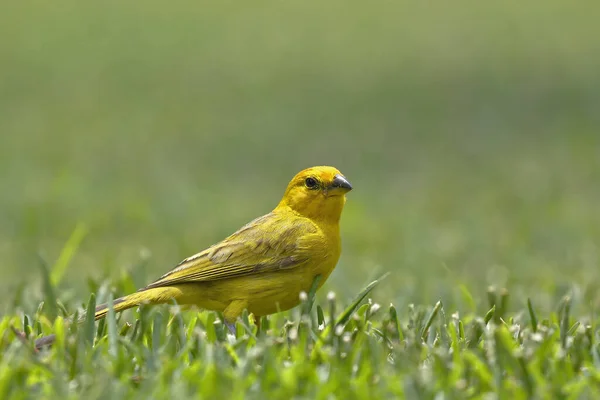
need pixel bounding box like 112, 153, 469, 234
40, 166, 351, 344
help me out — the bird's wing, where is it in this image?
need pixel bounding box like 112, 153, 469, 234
143, 212, 322, 289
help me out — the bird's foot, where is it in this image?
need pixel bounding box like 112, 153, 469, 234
224, 321, 237, 335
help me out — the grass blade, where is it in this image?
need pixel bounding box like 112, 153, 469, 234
335, 273, 389, 327
316, 305, 325, 330
527, 298, 538, 333
560, 296, 571, 350
310, 273, 388, 361
106, 293, 118, 357
484, 306, 496, 325
83, 293, 96, 346
301, 274, 322, 315
420, 301, 442, 341
38, 254, 57, 321
51, 223, 88, 287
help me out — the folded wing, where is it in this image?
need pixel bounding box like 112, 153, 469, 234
143, 212, 320, 290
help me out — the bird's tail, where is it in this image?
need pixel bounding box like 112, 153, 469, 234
93, 293, 139, 320
34, 287, 180, 349
93, 286, 182, 320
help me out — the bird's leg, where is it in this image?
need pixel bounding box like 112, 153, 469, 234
254, 315, 262, 332
224, 320, 237, 335
223, 299, 247, 336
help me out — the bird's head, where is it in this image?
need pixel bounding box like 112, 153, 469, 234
277, 166, 352, 223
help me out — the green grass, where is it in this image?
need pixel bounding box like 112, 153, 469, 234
1, 0, 600, 398
2, 273, 600, 398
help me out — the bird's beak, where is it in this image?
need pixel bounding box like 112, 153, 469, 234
328, 174, 353, 194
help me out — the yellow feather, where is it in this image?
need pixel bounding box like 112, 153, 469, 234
84, 167, 351, 332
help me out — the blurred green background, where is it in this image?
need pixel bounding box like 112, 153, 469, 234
1, 1, 599, 315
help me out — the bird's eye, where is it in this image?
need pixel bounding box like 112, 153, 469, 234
305, 177, 318, 189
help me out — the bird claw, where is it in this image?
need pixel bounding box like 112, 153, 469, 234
224, 321, 237, 335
